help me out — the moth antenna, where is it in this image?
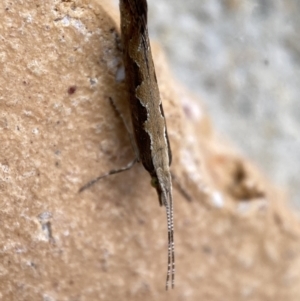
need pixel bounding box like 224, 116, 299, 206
78, 158, 137, 193
163, 188, 174, 290
164, 197, 172, 290
108, 97, 140, 160
169, 191, 175, 289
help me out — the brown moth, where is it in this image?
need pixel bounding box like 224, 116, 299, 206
80, 0, 175, 290
120, 0, 174, 290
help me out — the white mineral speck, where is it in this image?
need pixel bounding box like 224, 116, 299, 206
61, 16, 70, 26
211, 191, 224, 208
32, 128, 39, 134
116, 65, 125, 82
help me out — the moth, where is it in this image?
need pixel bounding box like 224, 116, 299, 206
120, 0, 174, 290
80, 0, 175, 290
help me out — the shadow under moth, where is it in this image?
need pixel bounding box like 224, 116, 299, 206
80, 0, 175, 290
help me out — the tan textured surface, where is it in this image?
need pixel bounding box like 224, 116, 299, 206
1, 1, 300, 300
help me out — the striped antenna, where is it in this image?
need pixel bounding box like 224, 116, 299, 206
164, 189, 175, 290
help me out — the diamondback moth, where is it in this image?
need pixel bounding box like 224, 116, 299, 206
80, 0, 175, 290
120, 0, 174, 290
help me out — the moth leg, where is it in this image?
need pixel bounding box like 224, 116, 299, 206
171, 171, 192, 202
108, 97, 140, 160
79, 158, 138, 193
79, 96, 140, 193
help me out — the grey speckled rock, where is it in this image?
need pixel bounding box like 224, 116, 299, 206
148, 0, 300, 208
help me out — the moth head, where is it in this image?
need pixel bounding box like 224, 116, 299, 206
151, 168, 172, 207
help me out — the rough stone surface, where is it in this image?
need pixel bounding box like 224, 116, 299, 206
1, 1, 300, 300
